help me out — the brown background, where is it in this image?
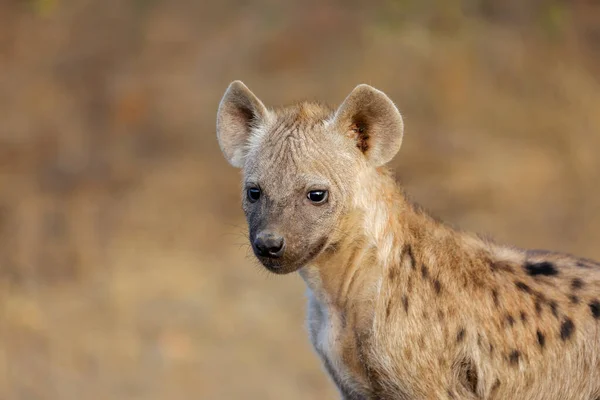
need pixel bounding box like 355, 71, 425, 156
1, 0, 600, 399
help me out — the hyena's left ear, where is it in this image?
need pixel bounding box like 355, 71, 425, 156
217, 80, 269, 168
333, 84, 404, 167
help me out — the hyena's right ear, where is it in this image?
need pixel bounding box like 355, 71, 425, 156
217, 81, 269, 168
333, 84, 404, 167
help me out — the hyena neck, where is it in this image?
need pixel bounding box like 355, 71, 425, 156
300, 166, 515, 309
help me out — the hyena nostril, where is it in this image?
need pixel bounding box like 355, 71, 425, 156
253, 232, 285, 258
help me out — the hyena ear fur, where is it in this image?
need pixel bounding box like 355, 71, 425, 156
333, 84, 404, 167
217, 80, 269, 168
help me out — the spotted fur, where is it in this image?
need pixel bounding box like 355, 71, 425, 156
217, 81, 600, 400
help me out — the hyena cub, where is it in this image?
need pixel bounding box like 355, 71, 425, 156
216, 81, 600, 400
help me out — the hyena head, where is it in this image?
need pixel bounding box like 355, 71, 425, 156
217, 81, 404, 274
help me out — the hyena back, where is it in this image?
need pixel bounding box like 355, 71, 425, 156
216, 81, 600, 400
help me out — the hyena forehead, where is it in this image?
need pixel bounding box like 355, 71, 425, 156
244, 102, 361, 186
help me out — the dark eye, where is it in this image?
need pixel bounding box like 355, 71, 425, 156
247, 187, 261, 203
307, 190, 328, 204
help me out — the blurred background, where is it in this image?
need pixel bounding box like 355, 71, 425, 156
1, 0, 599, 398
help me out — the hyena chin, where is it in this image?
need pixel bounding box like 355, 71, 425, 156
216, 81, 600, 400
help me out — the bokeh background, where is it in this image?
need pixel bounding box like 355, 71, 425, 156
1, 0, 599, 399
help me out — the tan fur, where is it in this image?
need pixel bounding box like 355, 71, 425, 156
217, 81, 600, 400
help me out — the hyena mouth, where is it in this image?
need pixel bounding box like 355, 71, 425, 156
261, 262, 286, 274
257, 236, 330, 275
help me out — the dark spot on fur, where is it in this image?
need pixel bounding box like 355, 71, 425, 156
437, 309, 445, 322
524, 261, 558, 277
456, 328, 465, 343
491, 289, 499, 307
388, 265, 399, 281
505, 314, 515, 327
569, 295, 580, 305
536, 292, 548, 302
463, 360, 478, 394
508, 350, 520, 365
549, 300, 559, 318
407, 276, 413, 293
576, 258, 600, 269
421, 264, 429, 280
472, 274, 487, 289
386, 299, 393, 319
477, 333, 482, 347
571, 278, 584, 290
535, 298, 543, 316
520, 311, 528, 324
590, 300, 600, 320
489, 343, 494, 354
560, 318, 575, 340
402, 295, 409, 313
515, 281, 533, 294
490, 260, 514, 273
404, 245, 416, 270
536, 330, 545, 349
491, 378, 501, 393
433, 279, 442, 295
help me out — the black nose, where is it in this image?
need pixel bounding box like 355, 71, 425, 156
253, 233, 285, 258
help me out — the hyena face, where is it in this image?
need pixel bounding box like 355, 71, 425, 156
239, 112, 357, 274
217, 81, 404, 274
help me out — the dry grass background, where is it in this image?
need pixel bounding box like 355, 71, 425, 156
0, 0, 599, 399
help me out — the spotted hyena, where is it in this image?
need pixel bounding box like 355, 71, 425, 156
216, 81, 600, 400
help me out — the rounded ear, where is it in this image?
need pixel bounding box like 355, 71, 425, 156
333, 84, 404, 167
217, 81, 269, 168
